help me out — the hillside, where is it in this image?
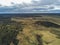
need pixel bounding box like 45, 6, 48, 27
0, 15, 60, 45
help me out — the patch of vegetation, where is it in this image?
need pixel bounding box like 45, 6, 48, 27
50, 29, 60, 39
0, 20, 23, 45
36, 34, 43, 45
35, 21, 60, 28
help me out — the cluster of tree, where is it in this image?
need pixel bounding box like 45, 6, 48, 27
35, 21, 60, 28
0, 20, 23, 45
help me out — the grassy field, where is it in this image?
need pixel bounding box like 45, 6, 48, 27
0, 15, 60, 45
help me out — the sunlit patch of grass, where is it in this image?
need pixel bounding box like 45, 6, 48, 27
49, 39, 60, 45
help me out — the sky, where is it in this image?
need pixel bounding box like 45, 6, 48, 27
0, 0, 60, 13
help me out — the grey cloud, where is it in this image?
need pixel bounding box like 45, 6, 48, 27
40, 0, 57, 5
0, 0, 60, 13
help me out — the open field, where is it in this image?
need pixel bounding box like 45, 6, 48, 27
0, 14, 60, 45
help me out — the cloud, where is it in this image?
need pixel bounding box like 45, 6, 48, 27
0, 0, 60, 13
0, 0, 32, 6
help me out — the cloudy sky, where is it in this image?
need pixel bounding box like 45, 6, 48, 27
0, 0, 60, 13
